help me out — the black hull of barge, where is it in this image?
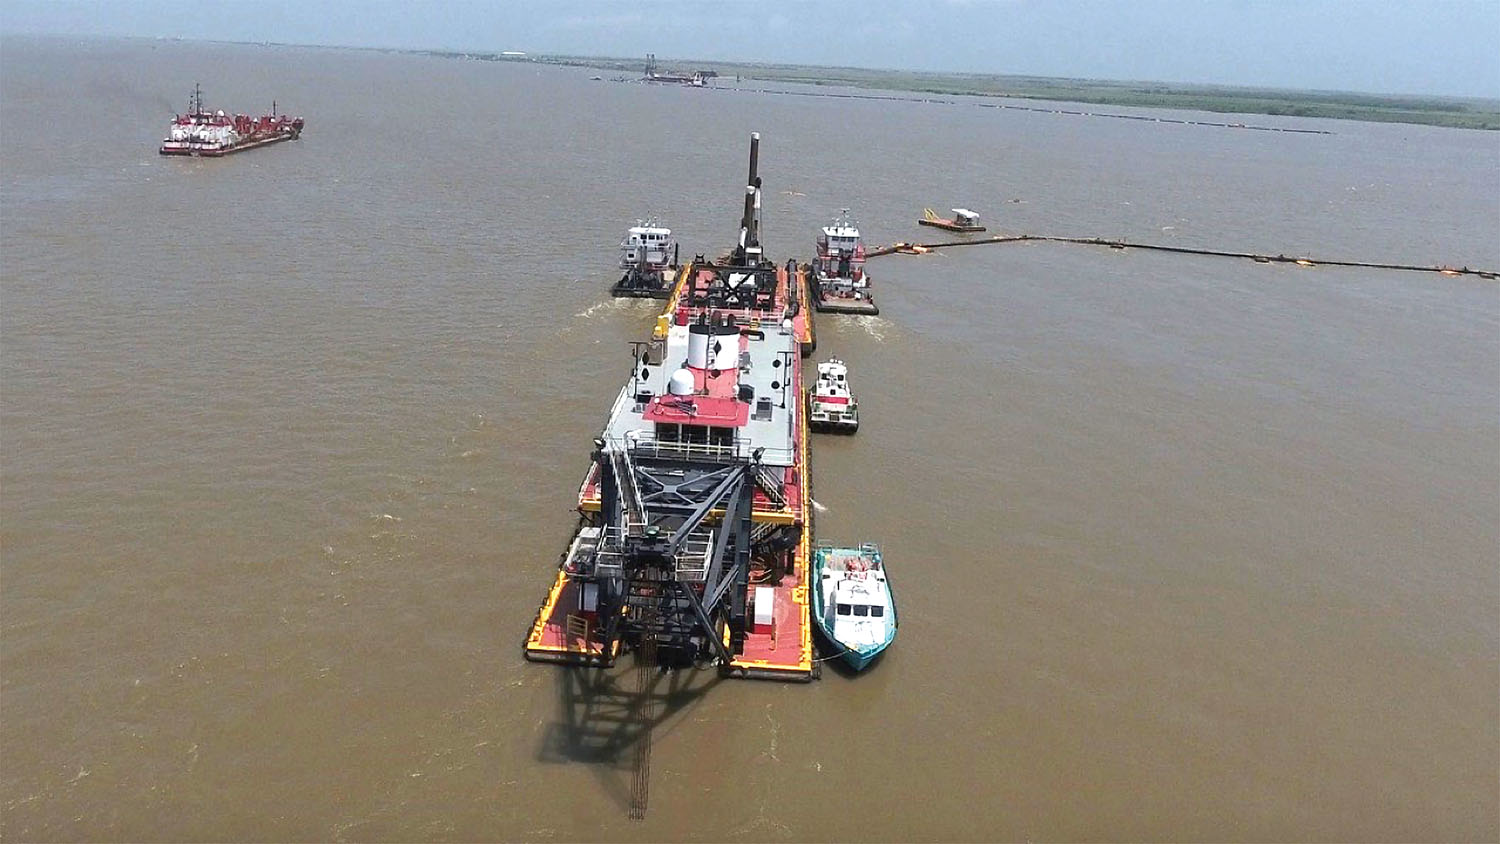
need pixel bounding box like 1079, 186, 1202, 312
610, 285, 673, 300
611, 266, 676, 299
813, 297, 880, 316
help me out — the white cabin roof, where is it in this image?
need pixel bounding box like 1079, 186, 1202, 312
821, 225, 860, 239
833, 576, 888, 602
628, 225, 672, 237
952, 208, 978, 218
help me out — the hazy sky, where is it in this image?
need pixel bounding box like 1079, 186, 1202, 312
3, 0, 1497, 98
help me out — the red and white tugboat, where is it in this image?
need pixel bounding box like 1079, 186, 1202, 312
810, 210, 878, 315
808, 358, 859, 433
526, 133, 818, 681
159, 84, 304, 157
611, 219, 680, 298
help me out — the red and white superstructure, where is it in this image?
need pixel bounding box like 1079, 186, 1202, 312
810, 209, 878, 314
159, 84, 304, 157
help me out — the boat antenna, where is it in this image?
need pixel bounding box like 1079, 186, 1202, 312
191, 82, 204, 116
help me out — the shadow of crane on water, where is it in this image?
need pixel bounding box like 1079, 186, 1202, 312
536, 659, 723, 816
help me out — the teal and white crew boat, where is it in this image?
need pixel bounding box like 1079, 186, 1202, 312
812, 543, 897, 670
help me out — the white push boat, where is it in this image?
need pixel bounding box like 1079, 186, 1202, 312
808, 358, 858, 433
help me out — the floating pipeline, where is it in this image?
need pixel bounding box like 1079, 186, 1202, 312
866, 234, 1498, 280
707, 84, 1334, 135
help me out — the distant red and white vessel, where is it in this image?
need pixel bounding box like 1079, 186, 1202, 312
159, 84, 304, 157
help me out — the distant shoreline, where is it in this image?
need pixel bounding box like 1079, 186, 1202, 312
8, 33, 1495, 130
429, 50, 1500, 131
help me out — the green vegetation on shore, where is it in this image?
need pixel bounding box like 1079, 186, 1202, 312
421, 49, 1500, 131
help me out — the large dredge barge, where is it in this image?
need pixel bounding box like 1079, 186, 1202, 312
159, 84, 304, 157
526, 134, 821, 681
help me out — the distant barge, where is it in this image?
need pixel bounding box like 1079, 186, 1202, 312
526, 134, 819, 681
159, 84, 303, 157
918, 207, 985, 232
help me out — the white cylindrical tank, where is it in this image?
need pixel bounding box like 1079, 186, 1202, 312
687, 324, 711, 369
668, 368, 695, 396
710, 343, 733, 371
710, 324, 738, 371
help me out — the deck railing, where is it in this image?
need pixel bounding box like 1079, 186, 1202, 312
566, 522, 715, 582
613, 430, 794, 466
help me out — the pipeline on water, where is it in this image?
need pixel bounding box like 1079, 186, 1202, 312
709, 83, 1335, 135
866, 234, 1498, 280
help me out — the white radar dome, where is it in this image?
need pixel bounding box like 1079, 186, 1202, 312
668, 368, 695, 396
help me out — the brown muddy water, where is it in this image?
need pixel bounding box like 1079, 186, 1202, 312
2, 35, 1497, 842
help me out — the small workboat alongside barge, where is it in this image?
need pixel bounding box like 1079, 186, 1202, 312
808, 358, 858, 433
813, 543, 896, 670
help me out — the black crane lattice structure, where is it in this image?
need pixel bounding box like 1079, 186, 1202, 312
571, 438, 796, 668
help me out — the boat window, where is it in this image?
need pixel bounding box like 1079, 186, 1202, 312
871, 606, 884, 618
836, 603, 851, 616
853, 605, 869, 617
